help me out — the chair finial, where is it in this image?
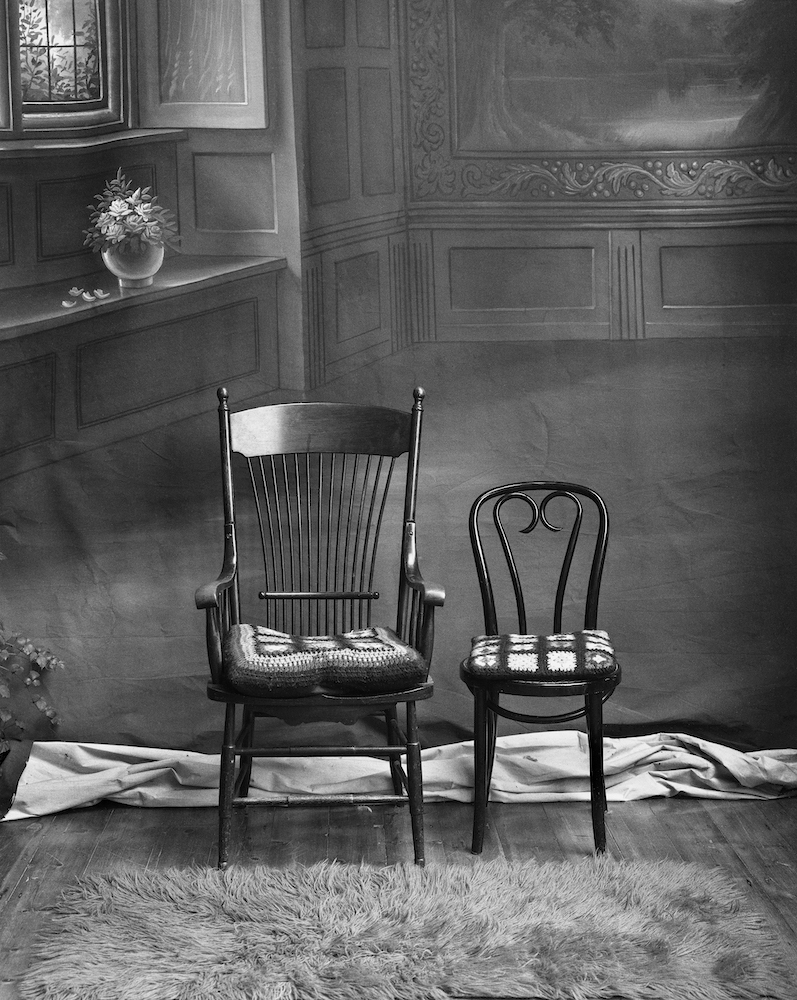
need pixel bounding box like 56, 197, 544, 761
218, 387, 229, 404
413, 386, 425, 407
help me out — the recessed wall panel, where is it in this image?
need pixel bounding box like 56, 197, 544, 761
432, 230, 610, 340
449, 247, 595, 310
304, 0, 345, 47
641, 228, 797, 336
77, 300, 259, 425
0, 185, 11, 265
307, 68, 350, 206
194, 154, 275, 232
356, 0, 389, 47
335, 252, 381, 341
0, 355, 55, 454
359, 68, 395, 196
661, 243, 797, 307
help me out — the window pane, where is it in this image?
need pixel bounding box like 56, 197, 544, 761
20, 0, 102, 104
19, 0, 47, 45
76, 44, 100, 99
47, 1, 74, 44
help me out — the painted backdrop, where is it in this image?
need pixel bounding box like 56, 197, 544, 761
455, 0, 797, 151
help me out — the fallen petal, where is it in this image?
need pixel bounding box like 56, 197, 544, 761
61, 300, 77, 308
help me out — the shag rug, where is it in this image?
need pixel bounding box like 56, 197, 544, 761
19, 859, 794, 1000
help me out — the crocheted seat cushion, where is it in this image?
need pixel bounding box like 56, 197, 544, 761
464, 630, 618, 681
222, 623, 428, 697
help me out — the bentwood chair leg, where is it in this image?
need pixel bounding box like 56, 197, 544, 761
585, 691, 607, 854
405, 701, 425, 866
485, 692, 498, 791
593, 692, 609, 815
218, 702, 237, 870
385, 706, 403, 794
471, 685, 491, 854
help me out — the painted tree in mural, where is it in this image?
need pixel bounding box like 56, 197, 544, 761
456, 0, 797, 152
457, 0, 627, 149
726, 0, 797, 143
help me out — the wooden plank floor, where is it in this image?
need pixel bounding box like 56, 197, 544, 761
1, 796, 796, 998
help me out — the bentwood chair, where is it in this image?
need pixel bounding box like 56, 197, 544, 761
460, 482, 621, 854
196, 386, 444, 868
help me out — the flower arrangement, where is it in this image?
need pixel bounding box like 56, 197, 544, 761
83, 169, 179, 254
0, 621, 64, 745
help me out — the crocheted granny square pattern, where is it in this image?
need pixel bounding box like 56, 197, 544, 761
223, 624, 428, 696
465, 630, 617, 680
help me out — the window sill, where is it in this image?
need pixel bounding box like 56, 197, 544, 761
0, 253, 287, 342
0, 128, 188, 158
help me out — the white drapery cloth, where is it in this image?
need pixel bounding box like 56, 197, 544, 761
3, 731, 796, 821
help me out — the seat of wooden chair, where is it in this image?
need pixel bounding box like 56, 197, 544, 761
459, 482, 621, 855
196, 386, 443, 868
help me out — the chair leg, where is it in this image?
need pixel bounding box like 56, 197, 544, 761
485, 692, 498, 791
218, 702, 237, 870
585, 690, 607, 854
405, 700, 425, 866
235, 707, 255, 798
385, 706, 403, 794
471, 686, 493, 855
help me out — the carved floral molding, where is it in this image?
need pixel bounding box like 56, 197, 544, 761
407, 0, 797, 203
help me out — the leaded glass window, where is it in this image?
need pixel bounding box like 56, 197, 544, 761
19, 0, 103, 107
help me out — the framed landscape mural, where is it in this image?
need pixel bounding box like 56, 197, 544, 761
455, 0, 796, 152
408, 0, 797, 202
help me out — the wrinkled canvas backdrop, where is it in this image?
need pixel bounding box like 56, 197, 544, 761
2, 338, 796, 754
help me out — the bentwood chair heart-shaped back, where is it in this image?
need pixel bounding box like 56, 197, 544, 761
460, 482, 621, 854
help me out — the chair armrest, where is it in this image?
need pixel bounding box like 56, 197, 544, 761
195, 540, 237, 685
403, 522, 445, 607
195, 535, 237, 609
195, 568, 235, 609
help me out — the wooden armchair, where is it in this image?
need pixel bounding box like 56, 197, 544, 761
196, 386, 444, 868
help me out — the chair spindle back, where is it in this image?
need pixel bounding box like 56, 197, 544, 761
218, 388, 425, 641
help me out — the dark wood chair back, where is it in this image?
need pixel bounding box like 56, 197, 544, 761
219, 388, 426, 647
469, 482, 609, 637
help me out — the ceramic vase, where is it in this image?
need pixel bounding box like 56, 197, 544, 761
101, 242, 165, 288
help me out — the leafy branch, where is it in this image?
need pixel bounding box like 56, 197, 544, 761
0, 621, 64, 741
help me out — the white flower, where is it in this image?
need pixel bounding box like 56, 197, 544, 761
107, 197, 130, 219
100, 220, 126, 242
